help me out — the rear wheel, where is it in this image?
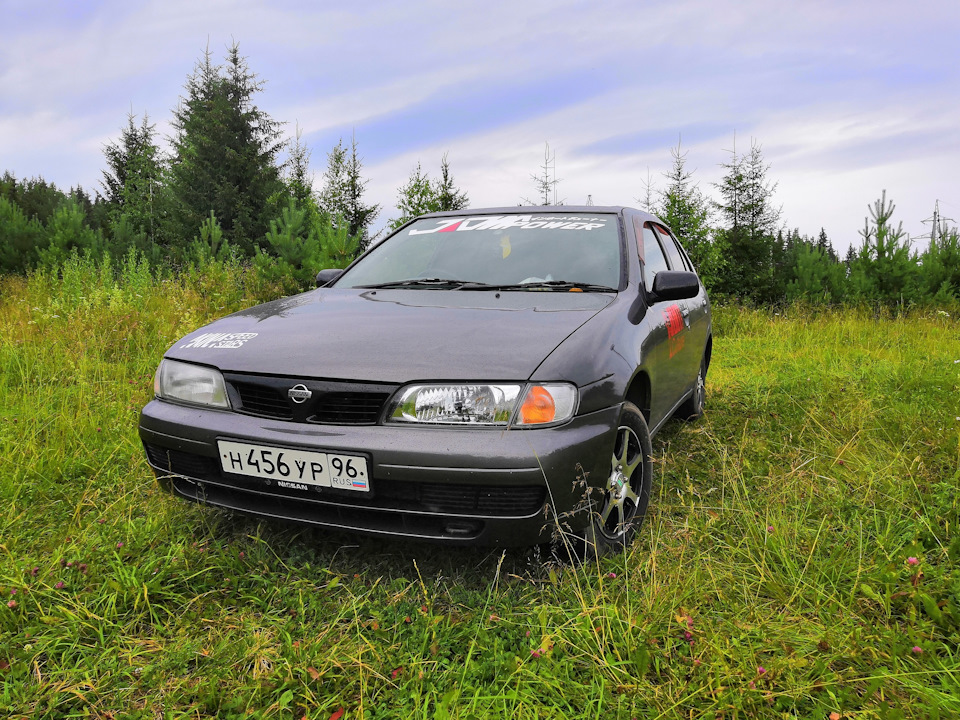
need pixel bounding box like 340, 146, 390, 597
580, 402, 653, 557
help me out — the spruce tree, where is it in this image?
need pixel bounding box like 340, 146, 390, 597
713, 138, 782, 302
319, 135, 379, 252
167, 43, 284, 256
389, 162, 434, 231
101, 111, 164, 247
433, 153, 469, 212
388, 154, 469, 231
656, 140, 717, 288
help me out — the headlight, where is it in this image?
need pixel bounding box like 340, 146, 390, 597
387, 383, 577, 427
155, 359, 230, 409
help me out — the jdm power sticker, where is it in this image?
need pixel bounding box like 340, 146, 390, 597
180, 332, 258, 349
408, 215, 609, 235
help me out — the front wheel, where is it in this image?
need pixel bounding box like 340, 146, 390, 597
580, 402, 653, 557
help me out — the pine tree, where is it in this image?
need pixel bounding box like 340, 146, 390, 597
167, 43, 284, 256
0, 196, 44, 273
918, 223, 960, 301
848, 190, 917, 304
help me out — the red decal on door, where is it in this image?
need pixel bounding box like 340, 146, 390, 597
663, 305, 684, 338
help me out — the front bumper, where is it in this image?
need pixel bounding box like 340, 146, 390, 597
138, 399, 620, 546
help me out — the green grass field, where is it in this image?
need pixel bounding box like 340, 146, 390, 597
2, 257, 959, 719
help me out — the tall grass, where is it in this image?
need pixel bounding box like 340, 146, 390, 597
1, 258, 958, 718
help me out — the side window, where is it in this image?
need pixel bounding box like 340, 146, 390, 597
656, 225, 686, 271
642, 224, 670, 293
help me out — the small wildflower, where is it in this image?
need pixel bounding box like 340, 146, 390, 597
116, 542, 124, 549
8, 589, 15, 596
748, 680, 756, 689
912, 646, 922, 654
54, 581, 64, 589
758, 666, 766, 674
403, 616, 412, 624
907, 557, 919, 566
6, 600, 15, 609
238, 552, 245, 558
684, 631, 693, 641
391, 666, 402, 679
607, 572, 617, 579
30, 567, 39, 577
530, 649, 542, 659
686, 617, 694, 628
766, 525, 774, 533
97, 518, 105, 524
829, 713, 841, 720
489, 614, 500, 622
693, 658, 701, 667
66, 561, 73, 568
525, 630, 531, 637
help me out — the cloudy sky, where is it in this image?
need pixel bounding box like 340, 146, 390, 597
2, 0, 957, 252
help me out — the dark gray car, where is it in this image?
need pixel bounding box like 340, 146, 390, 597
139, 207, 711, 553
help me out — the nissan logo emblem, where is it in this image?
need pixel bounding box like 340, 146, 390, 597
288, 384, 312, 404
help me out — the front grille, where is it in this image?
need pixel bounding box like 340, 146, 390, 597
310, 392, 390, 424
144, 443, 545, 517
226, 375, 394, 425
233, 382, 293, 419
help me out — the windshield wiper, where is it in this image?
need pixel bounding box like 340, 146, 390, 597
462, 280, 618, 293
357, 278, 474, 289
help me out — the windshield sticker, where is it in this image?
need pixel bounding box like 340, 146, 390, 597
180, 332, 258, 350
408, 215, 610, 235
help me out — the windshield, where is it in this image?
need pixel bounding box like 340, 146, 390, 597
336, 213, 622, 290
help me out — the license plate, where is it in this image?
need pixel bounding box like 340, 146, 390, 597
217, 440, 370, 492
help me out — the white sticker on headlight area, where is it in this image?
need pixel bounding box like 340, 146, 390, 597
180, 332, 258, 349
408, 215, 609, 235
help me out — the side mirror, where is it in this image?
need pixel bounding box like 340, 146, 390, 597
651, 271, 700, 301
315, 268, 344, 288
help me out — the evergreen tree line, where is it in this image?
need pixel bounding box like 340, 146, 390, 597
0, 43, 468, 296
1, 43, 956, 307
652, 139, 960, 306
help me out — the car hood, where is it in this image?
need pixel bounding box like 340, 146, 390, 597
165, 288, 614, 383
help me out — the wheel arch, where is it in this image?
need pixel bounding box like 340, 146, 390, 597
624, 370, 651, 426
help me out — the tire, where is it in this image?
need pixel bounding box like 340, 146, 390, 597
579, 402, 654, 558
678, 355, 707, 421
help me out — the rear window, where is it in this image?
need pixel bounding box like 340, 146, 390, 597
338, 214, 622, 289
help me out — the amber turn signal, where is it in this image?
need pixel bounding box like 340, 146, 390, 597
519, 386, 557, 424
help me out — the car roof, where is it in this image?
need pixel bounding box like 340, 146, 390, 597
418, 205, 663, 224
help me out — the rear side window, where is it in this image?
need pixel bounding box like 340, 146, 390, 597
656, 225, 686, 271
